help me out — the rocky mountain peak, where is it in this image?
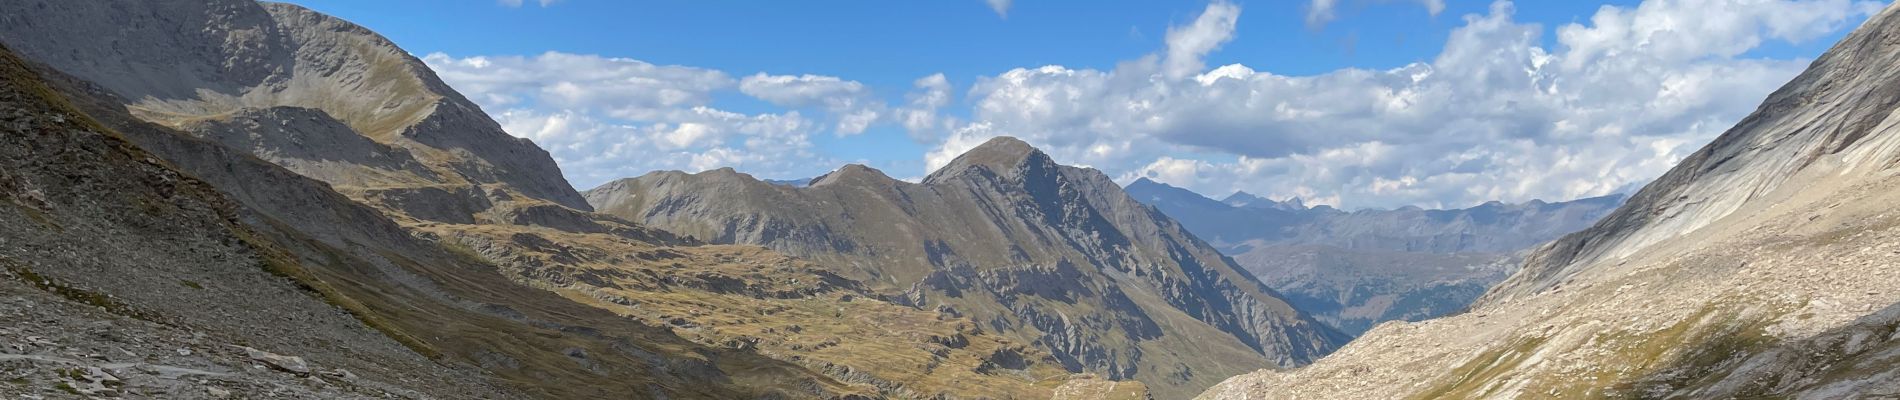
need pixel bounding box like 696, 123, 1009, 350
809, 164, 894, 187
923, 136, 1055, 184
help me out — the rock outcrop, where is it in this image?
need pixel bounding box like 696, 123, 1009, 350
0, 0, 590, 218
1199, 4, 1900, 398
1125, 178, 1619, 335
588, 136, 1347, 398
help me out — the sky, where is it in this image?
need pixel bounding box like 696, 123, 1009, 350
284, 0, 1887, 209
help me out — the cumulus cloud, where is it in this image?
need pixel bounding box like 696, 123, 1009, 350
897, 73, 955, 141
423, 52, 733, 119
739, 73, 883, 135
431, 0, 1878, 210
424, 52, 873, 188
1165, 1, 1241, 80
934, 0, 1879, 209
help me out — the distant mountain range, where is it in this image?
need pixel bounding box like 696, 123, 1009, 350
1125, 178, 1622, 335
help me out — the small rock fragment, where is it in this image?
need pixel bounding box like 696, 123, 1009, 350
236, 346, 313, 374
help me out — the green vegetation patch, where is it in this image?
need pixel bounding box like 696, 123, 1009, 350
2, 260, 161, 322
1410, 335, 1551, 400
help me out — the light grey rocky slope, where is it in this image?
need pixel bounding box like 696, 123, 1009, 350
0, 46, 512, 399
1125, 179, 1620, 335
587, 137, 1347, 399
1201, 4, 1900, 399
0, 0, 590, 218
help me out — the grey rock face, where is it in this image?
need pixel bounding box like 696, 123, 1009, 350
587, 136, 1346, 399
0, 0, 590, 216
1485, 0, 1900, 304
1125, 178, 1619, 335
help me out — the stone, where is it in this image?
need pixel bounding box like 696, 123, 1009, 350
237, 346, 312, 375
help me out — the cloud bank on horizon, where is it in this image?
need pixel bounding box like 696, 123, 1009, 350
425, 0, 1885, 210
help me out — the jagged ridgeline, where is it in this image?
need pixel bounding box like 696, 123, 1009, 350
588, 136, 1348, 399
1201, 3, 1900, 399
0, 0, 1151, 398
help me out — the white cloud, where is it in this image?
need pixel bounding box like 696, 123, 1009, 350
432, 0, 1880, 210
897, 73, 956, 141
739, 73, 870, 108
933, 0, 1880, 209
423, 52, 872, 188
1165, 1, 1242, 80
739, 73, 885, 135
986, 0, 1013, 18
1308, 0, 1340, 27
423, 52, 734, 120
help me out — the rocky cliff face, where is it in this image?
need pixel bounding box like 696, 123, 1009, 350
1200, 4, 1900, 399
0, 0, 590, 217
1126, 178, 1619, 335
588, 136, 1346, 398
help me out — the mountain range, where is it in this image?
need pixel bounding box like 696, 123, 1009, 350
585, 137, 1345, 398
4, 0, 1898, 399
0, 1, 1149, 398
1125, 178, 1621, 335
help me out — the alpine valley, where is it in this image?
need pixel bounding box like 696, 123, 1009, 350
1, 1, 1897, 400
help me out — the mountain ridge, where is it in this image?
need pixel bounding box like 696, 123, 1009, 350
1125, 178, 1621, 335
0, 1, 1145, 398
587, 135, 1347, 398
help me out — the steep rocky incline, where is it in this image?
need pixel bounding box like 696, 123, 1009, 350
0, 0, 590, 219
1126, 179, 1619, 335
1201, 4, 1900, 399
0, 43, 515, 399
1485, 1, 1900, 304
588, 136, 1346, 399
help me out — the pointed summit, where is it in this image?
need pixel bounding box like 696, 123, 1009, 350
923, 136, 1053, 184
810, 164, 894, 187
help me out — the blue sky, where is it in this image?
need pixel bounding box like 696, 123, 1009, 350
284, 0, 1883, 209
